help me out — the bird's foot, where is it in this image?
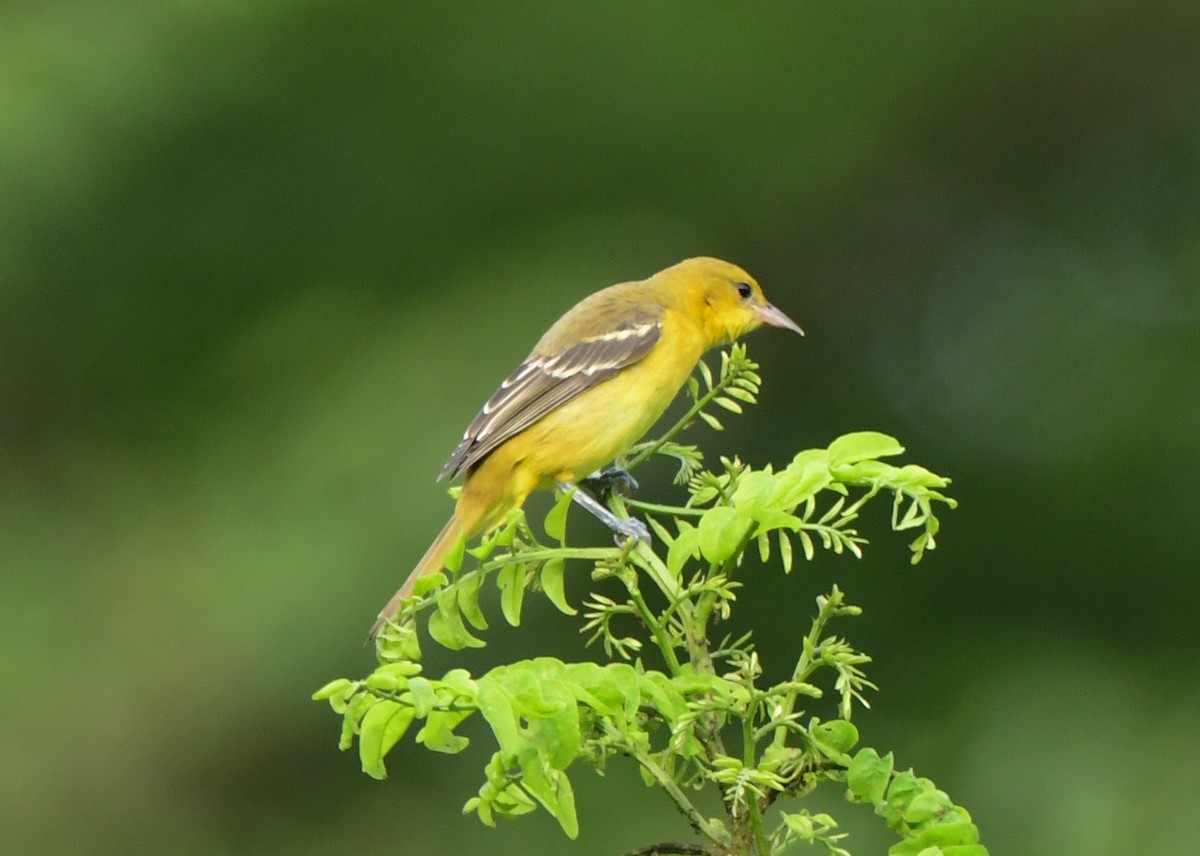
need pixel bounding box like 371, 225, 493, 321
611, 515, 651, 547
582, 465, 640, 499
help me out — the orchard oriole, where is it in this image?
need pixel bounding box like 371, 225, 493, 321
370, 256, 802, 638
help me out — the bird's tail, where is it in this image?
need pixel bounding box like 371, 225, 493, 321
368, 514, 465, 640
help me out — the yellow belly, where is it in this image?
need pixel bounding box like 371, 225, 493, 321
455, 311, 706, 532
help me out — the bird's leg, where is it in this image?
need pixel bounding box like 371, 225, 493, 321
556, 480, 651, 545
580, 465, 640, 500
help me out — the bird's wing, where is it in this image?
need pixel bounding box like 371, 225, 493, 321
438, 311, 663, 481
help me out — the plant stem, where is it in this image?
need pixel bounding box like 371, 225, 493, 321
771, 588, 841, 749
741, 708, 770, 855
626, 573, 684, 675
604, 723, 731, 848
626, 498, 706, 517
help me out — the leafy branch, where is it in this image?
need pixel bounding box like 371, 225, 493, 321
314, 346, 983, 856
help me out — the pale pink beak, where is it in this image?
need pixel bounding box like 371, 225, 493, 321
756, 302, 804, 335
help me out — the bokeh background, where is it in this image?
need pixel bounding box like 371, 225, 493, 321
4, 2, 1198, 854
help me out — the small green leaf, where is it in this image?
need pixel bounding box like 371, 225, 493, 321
713, 395, 742, 413
497, 563, 527, 627
811, 719, 860, 764
412, 571, 448, 596
521, 761, 580, 839
782, 811, 815, 841
773, 459, 833, 509
443, 529, 467, 573
827, 431, 904, 466
889, 825, 986, 856
312, 678, 353, 701
417, 709, 472, 754
884, 771, 928, 831
667, 521, 700, 576
698, 505, 747, 564
797, 528, 815, 560
778, 530, 794, 572
698, 410, 724, 431
731, 469, 775, 513
540, 558, 576, 615
606, 663, 641, 722
847, 748, 894, 805
531, 679, 581, 769
904, 788, 954, 826
544, 490, 572, 543
476, 680, 522, 756
457, 571, 488, 630
427, 589, 485, 650
358, 699, 415, 780
405, 676, 436, 717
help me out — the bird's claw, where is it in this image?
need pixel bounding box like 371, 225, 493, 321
583, 465, 640, 499
612, 516, 651, 547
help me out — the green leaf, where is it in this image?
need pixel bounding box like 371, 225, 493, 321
427, 589, 485, 650
637, 672, 690, 721
606, 663, 641, 722
475, 680, 522, 756
497, 563, 527, 627
889, 824, 986, 856
847, 748, 894, 805
544, 490, 572, 543
698, 505, 747, 564
811, 719, 860, 764
457, 571, 488, 631
312, 678, 353, 702
798, 528, 815, 560
782, 811, 815, 841
561, 662, 623, 717
358, 699, 415, 780
500, 663, 559, 717
773, 459, 833, 509
884, 772, 929, 831
827, 431, 905, 466
521, 760, 579, 839
540, 558, 576, 615
666, 521, 700, 576
443, 528, 467, 573
417, 710, 471, 754
698, 410, 724, 431
405, 676, 436, 717
904, 788, 954, 826
731, 469, 775, 513
778, 530, 794, 573
532, 679, 581, 769
412, 571, 448, 596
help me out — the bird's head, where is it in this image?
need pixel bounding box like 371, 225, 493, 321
660, 257, 804, 346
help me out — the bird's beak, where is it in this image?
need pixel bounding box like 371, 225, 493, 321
756, 302, 804, 335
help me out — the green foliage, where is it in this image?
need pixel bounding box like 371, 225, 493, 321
315, 346, 980, 855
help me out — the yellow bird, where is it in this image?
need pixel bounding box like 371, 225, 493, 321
370, 256, 802, 638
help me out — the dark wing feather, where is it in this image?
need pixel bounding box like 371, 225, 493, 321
438, 318, 662, 480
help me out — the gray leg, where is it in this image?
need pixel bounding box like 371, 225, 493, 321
556, 480, 651, 545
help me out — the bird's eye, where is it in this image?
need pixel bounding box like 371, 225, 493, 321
735, 281, 752, 299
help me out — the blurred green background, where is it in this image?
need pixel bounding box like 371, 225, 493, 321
3, 2, 1198, 854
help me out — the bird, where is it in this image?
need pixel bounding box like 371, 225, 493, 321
369, 256, 802, 639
